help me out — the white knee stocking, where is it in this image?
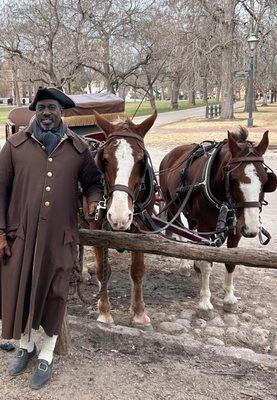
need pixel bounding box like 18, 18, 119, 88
38, 333, 58, 364
19, 331, 35, 353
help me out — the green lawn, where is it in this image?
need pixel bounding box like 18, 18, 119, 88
0, 106, 14, 124
0, 100, 217, 124
125, 99, 217, 117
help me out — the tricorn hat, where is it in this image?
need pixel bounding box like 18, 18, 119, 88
29, 87, 75, 111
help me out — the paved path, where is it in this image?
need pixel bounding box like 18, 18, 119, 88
133, 101, 245, 127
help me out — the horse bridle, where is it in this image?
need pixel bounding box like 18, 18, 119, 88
223, 147, 265, 210
98, 129, 148, 205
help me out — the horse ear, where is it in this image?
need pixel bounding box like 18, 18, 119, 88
227, 131, 240, 156
134, 109, 157, 137
254, 131, 269, 155
93, 110, 113, 136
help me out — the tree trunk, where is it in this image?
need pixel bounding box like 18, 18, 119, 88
188, 70, 196, 106
148, 87, 156, 109
28, 84, 33, 103
171, 78, 180, 110
12, 65, 21, 107
118, 85, 127, 100
146, 74, 156, 110
202, 76, 208, 105
220, 0, 236, 119
103, 36, 115, 93
215, 85, 221, 103
261, 90, 268, 107
188, 90, 195, 106
54, 310, 71, 355
67, 81, 72, 94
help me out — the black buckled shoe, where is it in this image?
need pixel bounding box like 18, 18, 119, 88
30, 359, 53, 390
8, 344, 37, 376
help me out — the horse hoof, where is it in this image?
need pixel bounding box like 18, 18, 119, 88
223, 302, 238, 313
179, 266, 192, 277
97, 315, 114, 325
196, 308, 215, 320
134, 323, 153, 332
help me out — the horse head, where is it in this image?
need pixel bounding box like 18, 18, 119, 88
94, 110, 157, 230
224, 128, 276, 238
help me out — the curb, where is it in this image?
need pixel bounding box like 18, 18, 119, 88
69, 316, 277, 369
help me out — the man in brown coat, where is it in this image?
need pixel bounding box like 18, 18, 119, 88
0, 87, 103, 389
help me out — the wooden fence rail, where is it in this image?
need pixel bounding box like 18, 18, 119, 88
56, 228, 277, 355
79, 229, 277, 270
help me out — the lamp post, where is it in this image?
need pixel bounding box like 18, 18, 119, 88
247, 33, 259, 128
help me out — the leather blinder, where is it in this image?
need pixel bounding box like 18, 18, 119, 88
264, 172, 277, 193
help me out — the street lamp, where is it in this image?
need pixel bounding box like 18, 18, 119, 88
247, 33, 259, 127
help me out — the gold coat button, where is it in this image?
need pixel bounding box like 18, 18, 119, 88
45, 201, 50, 207
42, 146, 46, 150
46, 186, 51, 192
48, 158, 53, 162
47, 172, 53, 177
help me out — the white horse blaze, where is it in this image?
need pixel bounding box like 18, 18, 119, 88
239, 163, 262, 235
108, 139, 134, 229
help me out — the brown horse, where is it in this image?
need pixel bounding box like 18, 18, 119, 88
87, 110, 157, 327
159, 128, 276, 312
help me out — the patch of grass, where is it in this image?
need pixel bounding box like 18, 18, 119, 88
145, 104, 277, 148
125, 99, 217, 117
0, 106, 13, 124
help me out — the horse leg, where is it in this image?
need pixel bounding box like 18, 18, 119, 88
94, 246, 113, 324
195, 260, 213, 310
130, 252, 151, 327
223, 234, 241, 312
166, 206, 192, 275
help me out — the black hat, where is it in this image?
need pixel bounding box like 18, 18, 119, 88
29, 87, 75, 111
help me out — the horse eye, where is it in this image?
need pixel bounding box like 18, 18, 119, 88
137, 159, 145, 166
231, 179, 239, 185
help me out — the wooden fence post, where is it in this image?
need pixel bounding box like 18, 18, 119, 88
54, 309, 71, 355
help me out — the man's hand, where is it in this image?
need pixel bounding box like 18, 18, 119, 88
0, 235, 11, 263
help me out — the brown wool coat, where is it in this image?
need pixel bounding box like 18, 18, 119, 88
0, 124, 103, 339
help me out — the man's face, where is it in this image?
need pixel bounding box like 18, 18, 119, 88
36, 99, 63, 131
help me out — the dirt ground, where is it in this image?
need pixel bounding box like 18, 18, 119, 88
0, 127, 277, 399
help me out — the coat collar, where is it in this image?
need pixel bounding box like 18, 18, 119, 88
8, 122, 88, 154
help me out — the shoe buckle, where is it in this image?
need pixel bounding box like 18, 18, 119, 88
38, 362, 48, 372
17, 349, 25, 357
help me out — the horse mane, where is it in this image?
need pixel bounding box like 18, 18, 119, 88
229, 126, 249, 142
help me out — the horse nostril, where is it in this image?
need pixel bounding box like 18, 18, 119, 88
128, 213, 132, 220
107, 212, 112, 220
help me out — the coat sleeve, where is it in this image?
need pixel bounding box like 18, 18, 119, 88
79, 149, 103, 203
0, 142, 14, 230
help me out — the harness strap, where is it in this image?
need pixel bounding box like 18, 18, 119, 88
229, 156, 264, 164
107, 132, 144, 144
233, 201, 261, 209
109, 184, 135, 201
